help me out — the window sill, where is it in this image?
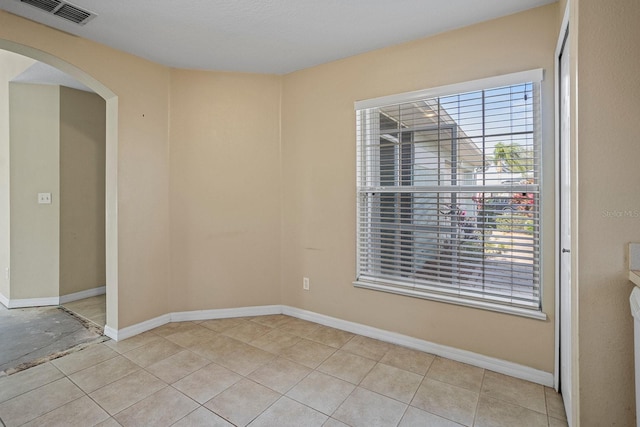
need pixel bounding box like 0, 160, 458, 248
353, 280, 547, 321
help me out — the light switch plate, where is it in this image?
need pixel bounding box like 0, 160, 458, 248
38, 193, 52, 204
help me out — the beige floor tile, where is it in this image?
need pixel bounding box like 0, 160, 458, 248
145, 350, 209, 384
277, 318, 322, 337
280, 339, 336, 369
249, 396, 328, 427
94, 417, 122, 427
286, 371, 355, 415
0, 362, 64, 403
204, 378, 280, 426
380, 345, 435, 375
304, 325, 355, 348
360, 363, 423, 403
317, 349, 376, 384
22, 395, 109, 427
426, 357, 485, 392
215, 342, 276, 375
89, 370, 167, 415
249, 314, 294, 328
474, 396, 547, 427
163, 327, 219, 348
173, 407, 234, 427
51, 343, 118, 375
69, 355, 140, 393
114, 386, 198, 427
69, 306, 105, 325
92, 314, 107, 326
549, 415, 570, 427
222, 320, 273, 343
398, 406, 463, 426
200, 317, 245, 332
249, 328, 302, 354
103, 331, 162, 354
481, 370, 546, 414
122, 337, 183, 367
0, 377, 84, 427
172, 362, 242, 404
322, 419, 350, 427
341, 335, 391, 361
63, 295, 105, 318
545, 386, 567, 420
411, 379, 479, 426
150, 321, 202, 337
333, 387, 407, 427
188, 334, 246, 361
248, 357, 311, 393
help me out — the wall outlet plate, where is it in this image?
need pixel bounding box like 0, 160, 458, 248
37, 193, 52, 204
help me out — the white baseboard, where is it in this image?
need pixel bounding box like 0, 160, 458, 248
171, 305, 282, 322
106, 304, 553, 387
105, 305, 283, 341
282, 306, 554, 387
104, 313, 171, 341
0, 286, 106, 308
0, 292, 9, 308
60, 286, 106, 304
3, 296, 60, 308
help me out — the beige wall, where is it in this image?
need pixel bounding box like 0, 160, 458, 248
574, 0, 640, 424
0, 11, 171, 328
8, 84, 106, 300
59, 86, 106, 296
0, 51, 35, 299
169, 70, 282, 311
5, 2, 640, 422
9, 83, 60, 299
280, 4, 559, 372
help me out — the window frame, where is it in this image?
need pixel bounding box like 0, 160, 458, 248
354, 69, 547, 320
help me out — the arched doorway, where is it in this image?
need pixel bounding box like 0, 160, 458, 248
0, 40, 118, 334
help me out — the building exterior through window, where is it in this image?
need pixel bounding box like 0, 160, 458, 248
355, 70, 543, 317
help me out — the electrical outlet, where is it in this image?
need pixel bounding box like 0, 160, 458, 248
303, 277, 310, 291
38, 193, 52, 204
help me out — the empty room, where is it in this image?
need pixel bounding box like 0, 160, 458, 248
0, 0, 638, 426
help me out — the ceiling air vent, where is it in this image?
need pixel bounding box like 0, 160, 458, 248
18, 0, 97, 25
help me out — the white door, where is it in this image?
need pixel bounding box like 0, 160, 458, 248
559, 26, 573, 425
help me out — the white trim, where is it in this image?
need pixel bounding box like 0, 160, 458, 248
106, 305, 282, 341
355, 68, 544, 110
282, 305, 553, 387
59, 286, 106, 304
353, 281, 547, 321
104, 304, 553, 386
2, 296, 60, 308
0, 292, 9, 308
0, 287, 107, 309
104, 313, 171, 341
171, 305, 282, 322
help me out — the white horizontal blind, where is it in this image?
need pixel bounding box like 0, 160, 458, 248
355, 73, 542, 312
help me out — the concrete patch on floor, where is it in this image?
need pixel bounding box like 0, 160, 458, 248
0, 304, 107, 375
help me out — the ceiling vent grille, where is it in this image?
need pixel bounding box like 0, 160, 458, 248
18, 0, 96, 25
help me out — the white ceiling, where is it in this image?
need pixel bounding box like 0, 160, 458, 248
11, 61, 93, 92
0, 0, 556, 74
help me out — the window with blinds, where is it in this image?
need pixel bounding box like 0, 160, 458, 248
354, 70, 543, 317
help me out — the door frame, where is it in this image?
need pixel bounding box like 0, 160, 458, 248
554, 1, 572, 424
0, 39, 119, 331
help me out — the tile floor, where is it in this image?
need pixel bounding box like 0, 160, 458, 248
63, 294, 107, 327
0, 314, 567, 427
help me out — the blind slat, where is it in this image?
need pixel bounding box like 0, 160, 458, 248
356, 79, 541, 311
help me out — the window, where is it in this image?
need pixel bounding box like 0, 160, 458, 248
355, 70, 544, 318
